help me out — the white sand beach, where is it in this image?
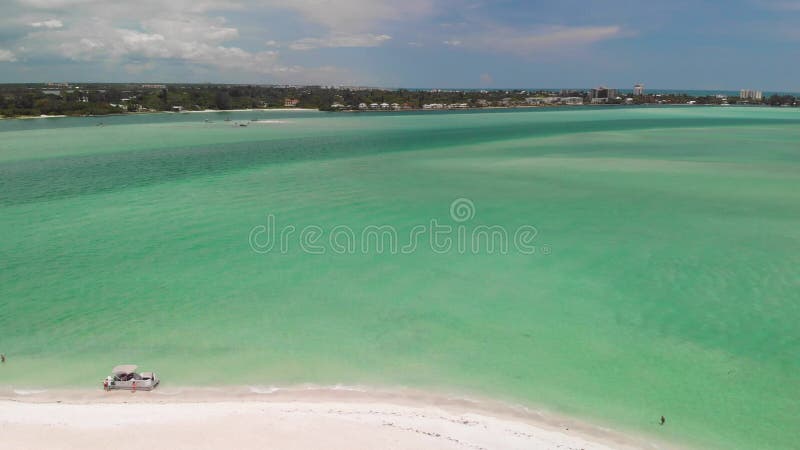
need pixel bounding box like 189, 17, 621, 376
0, 386, 673, 450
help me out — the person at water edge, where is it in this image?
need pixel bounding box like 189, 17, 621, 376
1, 354, 5, 363
660, 416, 666, 425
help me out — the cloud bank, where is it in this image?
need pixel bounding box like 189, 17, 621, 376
3, 0, 792, 89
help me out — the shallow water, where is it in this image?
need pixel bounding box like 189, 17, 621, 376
1, 107, 799, 449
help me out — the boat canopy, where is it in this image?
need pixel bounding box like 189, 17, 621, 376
112, 365, 138, 375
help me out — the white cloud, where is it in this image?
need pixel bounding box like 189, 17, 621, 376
445, 25, 628, 55
17, 0, 244, 14
55, 23, 281, 73
2, 0, 629, 84
35, 18, 355, 82
265, 0, 437, 32
17, 11, 302, 78
142, 17, 239, 44
0, 49, 17, 62
289, 33, 392, 50
2, 0, 445, 83
30, 19, 63, 28
18, 0, 97, 8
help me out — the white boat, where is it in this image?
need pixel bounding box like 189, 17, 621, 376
103, 365, 160, 391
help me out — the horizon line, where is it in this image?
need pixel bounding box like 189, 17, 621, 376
0, 82, 796, 94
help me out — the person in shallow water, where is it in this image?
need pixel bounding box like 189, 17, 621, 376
660, 416, 666, 425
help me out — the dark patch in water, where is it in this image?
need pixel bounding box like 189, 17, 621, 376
1, 116, 797, 206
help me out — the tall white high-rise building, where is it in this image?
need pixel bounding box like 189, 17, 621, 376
740, 89, 763, 101
633, 84, 645, 96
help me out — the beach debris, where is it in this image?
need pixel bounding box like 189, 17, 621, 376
660, 415, 666, 425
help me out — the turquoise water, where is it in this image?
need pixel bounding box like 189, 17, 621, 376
1, 107, 799, 449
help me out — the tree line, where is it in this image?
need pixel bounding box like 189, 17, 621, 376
1, 83, 797, 117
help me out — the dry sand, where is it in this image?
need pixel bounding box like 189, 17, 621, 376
0, 385, 676, 450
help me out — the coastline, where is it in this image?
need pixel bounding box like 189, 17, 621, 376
0, 384, 678, 450
1, 103, 756, 121
183, 108, 314, 113
0, 107, 320, 121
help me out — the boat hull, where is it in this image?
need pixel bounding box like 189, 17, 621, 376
105, 378, 159, 391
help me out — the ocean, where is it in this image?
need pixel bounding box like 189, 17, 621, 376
1, 106, 798, 449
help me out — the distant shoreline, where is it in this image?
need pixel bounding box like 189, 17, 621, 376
0, 107, 320, 121
0, 103, 772, 121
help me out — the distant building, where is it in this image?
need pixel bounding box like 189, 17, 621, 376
590, 86, 618, 103
739, 89, 763, 101
561, 97, 584, 105
141, 84, 166, 89
284, 98, 300, 107
633, 84, 645, 96
526, 97, 560, 105
559, 89, 582, 97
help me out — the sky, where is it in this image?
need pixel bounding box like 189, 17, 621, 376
0, 0, 798, 91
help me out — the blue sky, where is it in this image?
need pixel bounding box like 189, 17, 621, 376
0, 0, 798, 91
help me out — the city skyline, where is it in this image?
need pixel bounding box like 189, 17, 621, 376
1, 1, 799, 91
